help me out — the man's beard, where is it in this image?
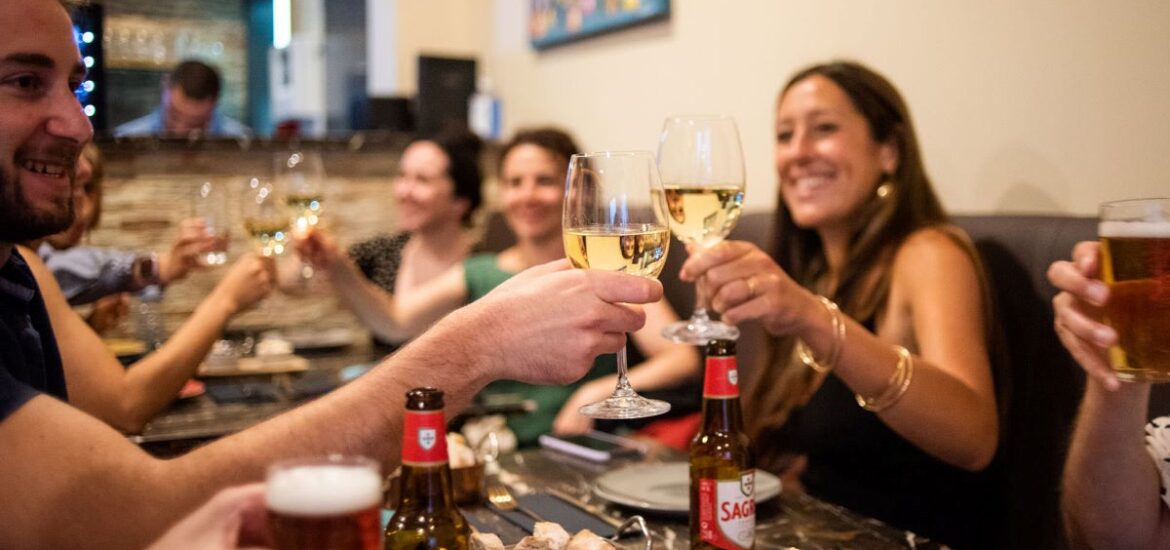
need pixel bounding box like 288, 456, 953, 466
0, 161, 76, 244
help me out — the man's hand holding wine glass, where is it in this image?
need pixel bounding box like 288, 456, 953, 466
463, 259, 661, 388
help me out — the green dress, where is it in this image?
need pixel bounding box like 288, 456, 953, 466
463, 254, 615, 446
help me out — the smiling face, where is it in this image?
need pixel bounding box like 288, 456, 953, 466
0, 0, 93, 244
392, 141, 468, 233
774, 74, 897, 233
499, 143, 566, 243
45, 152, 97, 250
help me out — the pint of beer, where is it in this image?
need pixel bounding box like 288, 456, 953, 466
266, 455, 383, 550
1099, 198, 1170, 382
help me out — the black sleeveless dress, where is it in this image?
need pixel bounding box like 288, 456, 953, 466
774, 320, 1000, 549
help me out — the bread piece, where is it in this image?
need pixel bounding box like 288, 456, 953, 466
447, 433, 477, 468
533, 522, 571, 550
470, 532, 505, 550
514, 536, 554, 550
566, 529, 613, 550
470, 532, 504, 550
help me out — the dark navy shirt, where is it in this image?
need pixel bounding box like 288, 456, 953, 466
0, 249, 67, 421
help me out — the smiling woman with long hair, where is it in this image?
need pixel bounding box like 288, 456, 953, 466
680, 61, 1000, 548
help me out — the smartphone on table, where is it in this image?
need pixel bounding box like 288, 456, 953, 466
538, 430, 646, 462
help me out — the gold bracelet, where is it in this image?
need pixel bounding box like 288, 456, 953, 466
855, 345, 914, 412
796, 296, 845, 373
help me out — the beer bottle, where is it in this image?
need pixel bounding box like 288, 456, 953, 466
690, 339, 755, 550
384, 387, 470, 550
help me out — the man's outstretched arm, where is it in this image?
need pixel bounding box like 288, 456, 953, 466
0, 260, 661, 549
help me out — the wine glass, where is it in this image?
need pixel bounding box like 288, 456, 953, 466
275, 150, 326, 283
563, 151, 672, 419
657, 115, 746, 343
192, 179, 230, 266
239, 175, 287, 332
241, 176, 289, 259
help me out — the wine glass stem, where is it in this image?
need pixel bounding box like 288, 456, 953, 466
612, 344, 636, 398
693, 274, 712, 321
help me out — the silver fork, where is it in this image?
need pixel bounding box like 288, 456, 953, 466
486, 483, 548, 523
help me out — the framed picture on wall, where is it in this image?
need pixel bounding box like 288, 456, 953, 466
530, 0, 670, 50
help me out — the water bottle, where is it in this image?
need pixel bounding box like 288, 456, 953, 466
468, 76, 502, 141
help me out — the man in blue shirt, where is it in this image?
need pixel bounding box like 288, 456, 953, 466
113, 59, 250, 138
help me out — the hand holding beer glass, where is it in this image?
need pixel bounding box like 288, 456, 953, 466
563, 151, 672, 419
1099, 198, 1170, 382
266, 455, 383, 550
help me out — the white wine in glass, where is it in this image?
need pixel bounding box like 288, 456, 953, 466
662, 184, 743, 248
658, 115, 746, 344
277, 150, 326, 284
563, 151, 672, 419
242, 177, 290, 258
279, 150, 326, 234
564, 225, 671, 278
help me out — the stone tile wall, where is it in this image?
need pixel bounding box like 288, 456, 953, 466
90, 138, 410, 338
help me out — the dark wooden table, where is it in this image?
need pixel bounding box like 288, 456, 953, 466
465, 448, 942, 550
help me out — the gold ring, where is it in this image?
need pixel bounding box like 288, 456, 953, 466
746, 276, 758, 298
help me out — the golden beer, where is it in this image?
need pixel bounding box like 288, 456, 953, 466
266, 456, 383, 550
690, 340, 755, 550
384, 388, 470, 550
1099, 225, 1170, 382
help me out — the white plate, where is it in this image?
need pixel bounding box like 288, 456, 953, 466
593, 462, 780, 514
270, 328, 356, 351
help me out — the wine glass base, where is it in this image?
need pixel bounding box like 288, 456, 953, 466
662, 319, 740, 345
579, 395, 671, 419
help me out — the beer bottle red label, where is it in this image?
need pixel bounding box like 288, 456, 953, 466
696, 470, 756, 550
402, 410, 448, 466
703, 356, 739, 398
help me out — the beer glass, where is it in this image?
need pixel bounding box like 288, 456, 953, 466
657, 115, 746, 344
266, 455, 383, 550
1099, 197, 1170, 382
563, 151, 672, 418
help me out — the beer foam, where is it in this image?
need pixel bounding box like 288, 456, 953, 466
267, 464, 382, 516
1099, 221, 1170, 238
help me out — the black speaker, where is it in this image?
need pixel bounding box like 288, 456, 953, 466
366, 96, 414, 132
415, 55, 476, 135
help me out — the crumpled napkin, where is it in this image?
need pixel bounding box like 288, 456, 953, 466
1144, 416, 1170, 508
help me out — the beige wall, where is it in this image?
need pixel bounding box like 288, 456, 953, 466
393, 0, 493, 95
472, 0, 1170, 216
